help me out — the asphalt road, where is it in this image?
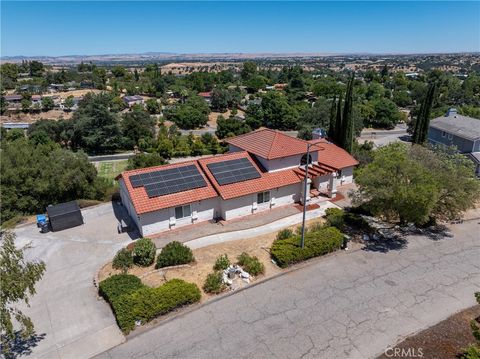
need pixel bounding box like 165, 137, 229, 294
96, 218, 480, 359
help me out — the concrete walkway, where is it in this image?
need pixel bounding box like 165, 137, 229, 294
187, 201, 340, 249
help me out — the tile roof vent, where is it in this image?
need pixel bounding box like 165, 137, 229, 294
446, 108, 458, 117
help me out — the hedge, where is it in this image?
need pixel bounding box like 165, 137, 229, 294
112, 248, 133, 272
270, 226, 344, 268
203, 271, 226, 294
156, 241, 194, 269
98, 274, 144, 304
112, 279, 201, 333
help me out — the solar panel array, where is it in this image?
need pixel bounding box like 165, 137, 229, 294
207, 158, 261, 186
129, 164, 207, 198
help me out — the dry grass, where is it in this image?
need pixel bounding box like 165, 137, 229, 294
98, 217, 325, 301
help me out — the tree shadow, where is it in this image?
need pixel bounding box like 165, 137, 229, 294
362, 232, 408, 253
420, 224, 454, 241
1, 331, 46, 359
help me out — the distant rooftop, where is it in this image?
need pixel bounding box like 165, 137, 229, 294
429, 109, 480, 141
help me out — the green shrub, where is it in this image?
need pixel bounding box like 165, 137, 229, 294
295, 225, 307, 236
112, 279, 201, 333
132, 238, 156, 267
308, 222, 325, 233
156, 241, 194, 269
324, 208, 345, 230
112, 248, 133, 272
270, 226, 344, 268
98, 274, 144, 304
236, 252, 265, 276
203, 271, 226, 294
276, 228, 293, 241
213, 254, 230, 271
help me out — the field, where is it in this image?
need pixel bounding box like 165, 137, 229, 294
95, 160, 128, 182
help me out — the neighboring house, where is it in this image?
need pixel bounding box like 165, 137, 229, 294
117, 129, 358, 236
428, 108, 480, 176
123, 95, 144, 107
48, 84, 65, 92
31, 95, 42, 106
198, 92, 212, 104
2, 122, 30, 130
4, 94, 23, 106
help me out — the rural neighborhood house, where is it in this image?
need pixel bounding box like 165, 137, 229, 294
117, 129, 358, 236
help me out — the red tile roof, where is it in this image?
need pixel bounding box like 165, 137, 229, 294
309, 139, 359, 169
117, 134, 358, 214
226, 129, 310, 159
198, 92, 212, 98
198, 151, 304, 200
116, 161, 218, 215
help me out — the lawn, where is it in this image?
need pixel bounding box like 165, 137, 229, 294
96, 160, 128, 182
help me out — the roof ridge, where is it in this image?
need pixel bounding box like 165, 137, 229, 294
267, 131, 278, 159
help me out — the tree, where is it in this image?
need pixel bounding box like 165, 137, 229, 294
412, 82, 436, 144
369, 98, 403, 129
0, 138, 107, 222
210, 88, 230, 112
245, 103, 264, 130
167, 104, 208, 130
157, 136, 174, 159
340, 74, 355, 153
215, 116, 251, 139
334, 92, 343, 145
21, 98, 31, 113
145, 98, 161, 114
353, 143, 480, 225
28, 61, 44, 77
261, 92, 298, 130
63, 96, 75, 111
0, 96, 7, 115
327, 96, 337, 140
0, 231, 46, 355
41, 96, 54, 111
70, 93, 121, 154
241, 61, 257, 80
121, 109, 156, 148
126, 153, 166, 170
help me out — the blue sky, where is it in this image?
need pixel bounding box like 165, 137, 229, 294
1, 1, 479, 57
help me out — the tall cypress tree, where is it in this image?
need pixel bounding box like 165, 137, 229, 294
334, 92, 343, 144
328, 96, 337, 140
341, 74, 355, 153
413, 82, 436, 144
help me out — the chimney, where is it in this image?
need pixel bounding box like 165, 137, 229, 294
446, 108, 457, 117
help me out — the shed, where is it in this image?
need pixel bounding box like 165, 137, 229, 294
46, 201, 84, 232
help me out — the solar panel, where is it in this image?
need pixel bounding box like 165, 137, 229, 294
207, 158, 261, 186
129, 164, 207, 198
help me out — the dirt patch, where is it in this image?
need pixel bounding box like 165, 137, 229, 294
1, 109, 73, 123
377, 305, 480, 359
98, 217, 325, 301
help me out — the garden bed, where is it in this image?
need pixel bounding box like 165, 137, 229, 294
98, 217, 326, 299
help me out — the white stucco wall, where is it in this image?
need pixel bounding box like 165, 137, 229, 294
220, 183, 301, 220
256, 153, 319, 173
313, 174, 331, 191
337, 166, 354, 186
119, 179, 141, 233
139, 197, 220, 236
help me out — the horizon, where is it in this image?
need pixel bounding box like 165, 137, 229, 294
1, 1, 479, 57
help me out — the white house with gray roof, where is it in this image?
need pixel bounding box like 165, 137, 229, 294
428, 108, 480, 176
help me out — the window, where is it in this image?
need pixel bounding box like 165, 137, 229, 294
175, 205, 191, 219
300, 154, 312, 166
442, 131, 446, 138
447, 133, 453, 140
257, 191, 270, 204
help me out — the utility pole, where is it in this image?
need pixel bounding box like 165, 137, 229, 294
301, 142, 323, 249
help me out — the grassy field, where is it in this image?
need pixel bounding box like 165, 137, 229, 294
96, 160, 128, 182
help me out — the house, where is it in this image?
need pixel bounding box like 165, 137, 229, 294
123, 95, 144, 107
4, 94, 23, 105
2, 122, 30, 130
198, 92, 212, 104
117, 129, 358, 236
48, 84, 65, 92
31, 95, 42, 105
428, 108, 480, 175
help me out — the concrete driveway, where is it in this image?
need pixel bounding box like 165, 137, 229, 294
96, 218, 480, 359
13, 203, 138, 358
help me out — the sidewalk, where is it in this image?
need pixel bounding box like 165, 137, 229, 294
186, 201, 340, 249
